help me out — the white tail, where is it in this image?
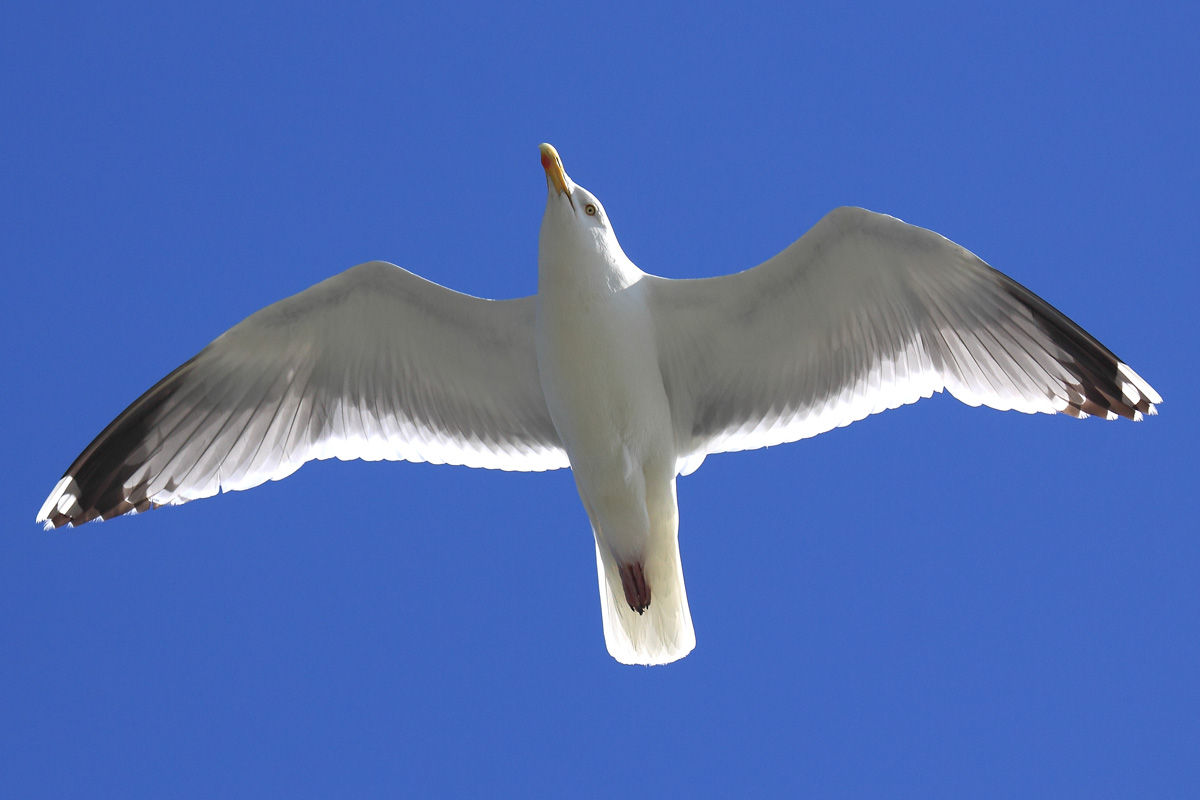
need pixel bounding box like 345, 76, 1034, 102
593, 533, 695, 665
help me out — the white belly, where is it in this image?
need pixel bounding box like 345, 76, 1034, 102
535, 282, 675, 560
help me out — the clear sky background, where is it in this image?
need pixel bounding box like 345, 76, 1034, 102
3, 2, 1197, 797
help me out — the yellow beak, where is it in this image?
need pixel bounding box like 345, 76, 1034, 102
539, 143, 573, 205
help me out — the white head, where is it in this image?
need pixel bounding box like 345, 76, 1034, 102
538, 143, 640, 292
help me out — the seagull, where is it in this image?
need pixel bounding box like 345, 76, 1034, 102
38, 143, 1161, 665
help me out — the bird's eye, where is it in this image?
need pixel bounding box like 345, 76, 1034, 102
585, 204, 597, 216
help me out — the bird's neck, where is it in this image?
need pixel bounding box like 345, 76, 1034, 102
538, 228, 643, 301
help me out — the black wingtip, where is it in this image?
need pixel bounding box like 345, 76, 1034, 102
38, 358, 195, 528
1000, 281, 1159, 421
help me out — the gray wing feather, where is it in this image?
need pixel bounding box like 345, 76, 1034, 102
38, 261, 567, 528
649, 207, 1160, 470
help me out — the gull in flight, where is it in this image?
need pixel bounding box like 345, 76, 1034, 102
38, 144, 1161, 665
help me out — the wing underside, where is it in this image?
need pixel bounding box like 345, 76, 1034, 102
39, 261, 568, 528
649, 207, 1160, 468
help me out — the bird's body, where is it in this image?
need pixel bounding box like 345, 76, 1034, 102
38, 144, 1161, 665
536, 163, 694, 661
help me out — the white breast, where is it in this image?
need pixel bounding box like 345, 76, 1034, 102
538, 280, 674, 474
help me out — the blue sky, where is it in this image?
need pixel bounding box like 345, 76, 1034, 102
3, 2, 1197, 797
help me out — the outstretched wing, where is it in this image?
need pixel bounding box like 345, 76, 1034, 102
648, 207, 1160, 471
38, 261, 568, 528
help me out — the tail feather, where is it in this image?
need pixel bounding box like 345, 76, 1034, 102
594, 535, 695, 665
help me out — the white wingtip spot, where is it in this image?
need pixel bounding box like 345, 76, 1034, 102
1120, 381, 1142, 405
1118, 362, 1163, 405
36, 476, 82, 525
